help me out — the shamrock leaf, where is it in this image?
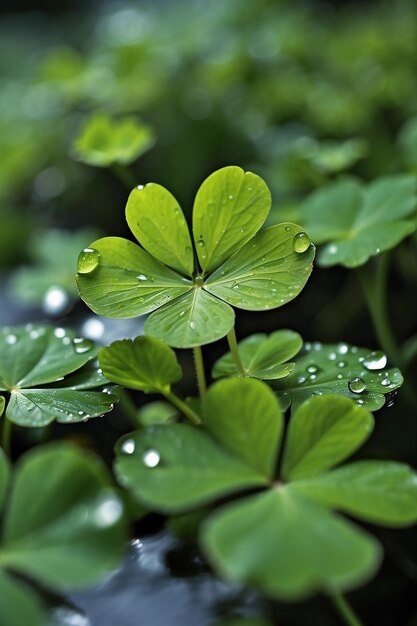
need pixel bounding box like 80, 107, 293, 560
77, 166, 315, 348
274, 341, 403, 412
73, 113, 155, 167
0, 443, 127, 626
300, 175, 417, 267
212, 330, 302, 380
0, 325, 118, 427
115, 380, 417, 599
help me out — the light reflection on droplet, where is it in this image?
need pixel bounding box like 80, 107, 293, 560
122, 439, 136, 454
143, 449, 160, 468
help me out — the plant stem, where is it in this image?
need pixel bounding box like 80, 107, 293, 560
119, 389, 140, 427
330, 593, 365, 626
227, 327, 246, 375
111, 163, 137, 189
165, 391, 202, 425
193, 346, 207, 397
1, 418, 11, 458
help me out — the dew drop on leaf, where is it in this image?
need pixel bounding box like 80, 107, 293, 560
77, 248, 101, 274
348, 377, 366, 394
72, 337, 95, 354
5, 334, 17, 345
121, 438, 136, 454
197, 239, 205, 247
292, 232, 311, 253
363, 351, 387, 370
143, 448, 160, 468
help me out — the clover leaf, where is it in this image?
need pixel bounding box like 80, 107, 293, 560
300, 175, 417, 267
77, 166, 315, 348
115, 379, 417, 599
73, 113, 155, 167
212, 330, 302, 380
274, 341, 403, 412
0, 443, 127, 626
0, 325, 118, 427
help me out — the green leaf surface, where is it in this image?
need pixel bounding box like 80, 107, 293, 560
212, 330, 302, 380
126, 184, 194, 275
98, 336, 182, 393
73, 113, 155, 167
76, 237, 192, 318
281, 396, 374, 481
1, 444, 126, 589
275, 342, 403, 413
0, 571, 47, 626
114, 424, 268, 513
205, 224, 314, 310
203, 378, 282, 478
52, 361, 109, 390
145, 288, 235, 348
6, 388, 118, 427
0, 448, 9, 512
137, 401, 178, 426
193, 166, 271, 273
293, 461, 417, 526
202, 489, 381, 600
301, 176, 417, 268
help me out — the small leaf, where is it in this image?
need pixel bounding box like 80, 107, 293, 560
0, 571, 47, 626
126, 183, 194, 276
275, 342, 403, 412
73, 113, 155, 167
281, 396, 374, 481
293, 461, 417, 526
76, 236, 192, 318
1, 443, 127, 589
99, 336, 182, 394
192, 166, 271, 273
114, 424, 268, 513
0, 447, 9, 512
203, 378, 283, 478
212, 330, 302, 380
205, 224, 314, 310
202, 489, 381, 600
137, 401, 178, 426
145, 288, 235, 348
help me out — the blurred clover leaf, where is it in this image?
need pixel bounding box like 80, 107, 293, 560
77, 166, 315, 348
114, 378, 417, 599
0, 325, 118, 427
212, 330, 302, 380
0, 443, 127, 626
300, 175, 417, 267
73, 113, 155, 167
300, 137, 368, 175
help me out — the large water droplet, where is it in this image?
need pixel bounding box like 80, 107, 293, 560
72, 337, 94, 354
363, 351, 387, 370
348, 377, 366, 394
194, 275, 204, 287
77, 248, 100, 274
292, 232, 311, 253
122, 438, 136, 454
143, 449, 160, 468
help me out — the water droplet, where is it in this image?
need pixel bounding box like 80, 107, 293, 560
143, 449, 160, 468
338, 344, 348, 355
292, 232, 311, 253
81, 317, 105, 340
54, 328, 66, 338
5, 334, 17, 345
43, 286, 69, 315
228, 194, 234, 200
137, 274, 148, 281
328, 352, 337, 361
137, 185, 144, 190
232, 284, 239, 290
285, 226, 291, 232
189, 321, 196, 330
95, 495, 123, 527
328, 244, 338, 255
77, 248, 100, 274
197, 239, 205, 247
179, 310, 185, 317
337, 373, 343, 379
297, 376, 306, 384
194, 275, 204, 287
348, 377, 366, 394
72, 337, 94, 354
363, 351, 387, 370
381, 378, 391, 386
337, 361, 346, 368
306, 365, 318, 374
122, 439, 135, 454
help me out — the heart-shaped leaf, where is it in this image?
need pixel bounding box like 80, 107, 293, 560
300, 176, 417, 267
98, 336, 182, 393
0, 571, 47, 626
212, 330, 302, 380
275, 342, 403, 412
281, 396, 374, 480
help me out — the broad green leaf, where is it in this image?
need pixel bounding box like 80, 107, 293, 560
1, 443, 126, 589
205, 224, 314, 310
52, 361, 109, 390
76, 237, 192, 318
73, 113, 155, 167
98, 336, 182, 393
114, 424, 268, 513
301, 176, 417, 268
202, 489, 381, 600
293, 461, 417, 526
275, 342, 403, 412
0, 448, 9, 512
6, 388, 118, 427
0, 325, 96, 390
212, 330, 302, 380
0, 571, 47, 626
203, 378, 282, 478
281, 396, 373, 480
145, 288, 235, 348
137, 401, 178, 426
193, 166, 271, 273
126, 184, 194, 275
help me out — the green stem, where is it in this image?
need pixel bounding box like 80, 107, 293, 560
119, 389, 140, 427
1, 418, 12, 459
330, 593, 365, 626
165, 391, 202, 425
227, 327, 246, 375
111, 163, 137, 189
193, 346, 207, 397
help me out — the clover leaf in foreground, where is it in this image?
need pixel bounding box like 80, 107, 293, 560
274, 341, 403, 412
0, 325, 118, 427
114, 378, 417, 599
77, 166, 315, 348
0, 444, 127, 626
300, 175, 417, 267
